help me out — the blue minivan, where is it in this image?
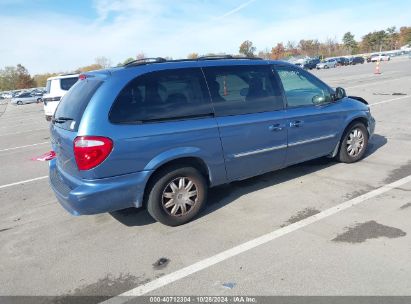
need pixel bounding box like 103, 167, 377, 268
49, 56, 375, 226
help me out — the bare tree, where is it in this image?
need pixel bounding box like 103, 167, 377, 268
136, 52, 146, 60
239, 40, 256, 57
95, 56, 112, 68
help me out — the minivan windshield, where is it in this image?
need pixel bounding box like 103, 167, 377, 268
54, 79, 102, 131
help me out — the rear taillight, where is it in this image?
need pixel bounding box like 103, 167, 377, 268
73, 136, 113, 170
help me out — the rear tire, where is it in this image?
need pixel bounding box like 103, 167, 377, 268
336, 122, 368, 163
17, 101, 23, 105
146, 166, 207, 226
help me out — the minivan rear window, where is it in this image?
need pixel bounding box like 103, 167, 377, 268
54, 79, 102, 131
60, 77, 79, 91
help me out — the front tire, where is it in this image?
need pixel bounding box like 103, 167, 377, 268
17, 101, 23, 105
147, 166, 207, 226
336, 122, 368, 163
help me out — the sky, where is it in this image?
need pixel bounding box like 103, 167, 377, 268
0, 0, 410, 74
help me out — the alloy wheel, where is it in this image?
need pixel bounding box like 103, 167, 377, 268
162, 177, 198, 217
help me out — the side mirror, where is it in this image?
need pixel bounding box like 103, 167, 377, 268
312, 95, 327, 104
335, 87, 346, 100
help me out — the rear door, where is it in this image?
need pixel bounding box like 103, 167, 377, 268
203, 64, 287, 181
274, 65, 343, 166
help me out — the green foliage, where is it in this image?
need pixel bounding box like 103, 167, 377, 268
33, 73, 58, 87
399, 26, 411, 45
239, 40, 256, 57
75, 63, 103, 73
117, 57, 135, 66
0, 64, 35, 91
342, 32, 358, 54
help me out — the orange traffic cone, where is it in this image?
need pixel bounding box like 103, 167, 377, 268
374, 61, 381, 74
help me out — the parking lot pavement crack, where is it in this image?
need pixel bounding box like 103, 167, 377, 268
332, 220, 406, 243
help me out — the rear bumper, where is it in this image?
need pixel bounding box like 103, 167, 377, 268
44, 101, 59, 116
49, 159, 152, 215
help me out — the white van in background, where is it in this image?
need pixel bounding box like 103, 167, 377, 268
43, 74, 79, 121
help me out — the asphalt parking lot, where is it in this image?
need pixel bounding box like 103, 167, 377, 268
1, 58, 411, 302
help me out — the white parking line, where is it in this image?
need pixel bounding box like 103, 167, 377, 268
0, 176, 48, 190
102, 174, 411, 303
0, 127, 48, 137
0, 142, 49, 153
369, 95, 411, 107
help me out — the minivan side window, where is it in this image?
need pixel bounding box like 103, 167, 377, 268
110, 68, 213, 123
202, 65, 284, 116
275, 66, 332, 108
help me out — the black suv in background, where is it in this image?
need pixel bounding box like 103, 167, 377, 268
350, 57, 365, 65
303, 58, 320, 70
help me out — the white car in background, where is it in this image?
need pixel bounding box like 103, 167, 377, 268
370, 54, 391, 62
11, 92, 43, 105
316, 59, 337, 69
43, 74, 79, 121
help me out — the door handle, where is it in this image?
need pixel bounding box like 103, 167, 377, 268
290, 120, 304, 128
268, 124, 284, 132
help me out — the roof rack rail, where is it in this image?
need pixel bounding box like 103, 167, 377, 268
124, 57, 167, 67
197, 55, 234, 60
123, 55, 263, 67
197, 55, 262, 61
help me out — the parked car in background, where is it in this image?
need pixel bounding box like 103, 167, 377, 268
335, 57, 349, 66
303, 58, 320, 70
31, 89, 44, 97
366, 54, 376, 62
1, 92, 13, 99
349, 56, 365, 65
11, 92, 43, 105
43, 74, 79, 121
370, 54, 390, 62
316, 59, 337, 69
48, 56, 375, 226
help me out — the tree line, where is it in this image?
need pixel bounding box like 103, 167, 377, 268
241, 26, 411, 59
1, 25, 410, 91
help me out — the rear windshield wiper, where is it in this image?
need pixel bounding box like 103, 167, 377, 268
53, 116, 74, 124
